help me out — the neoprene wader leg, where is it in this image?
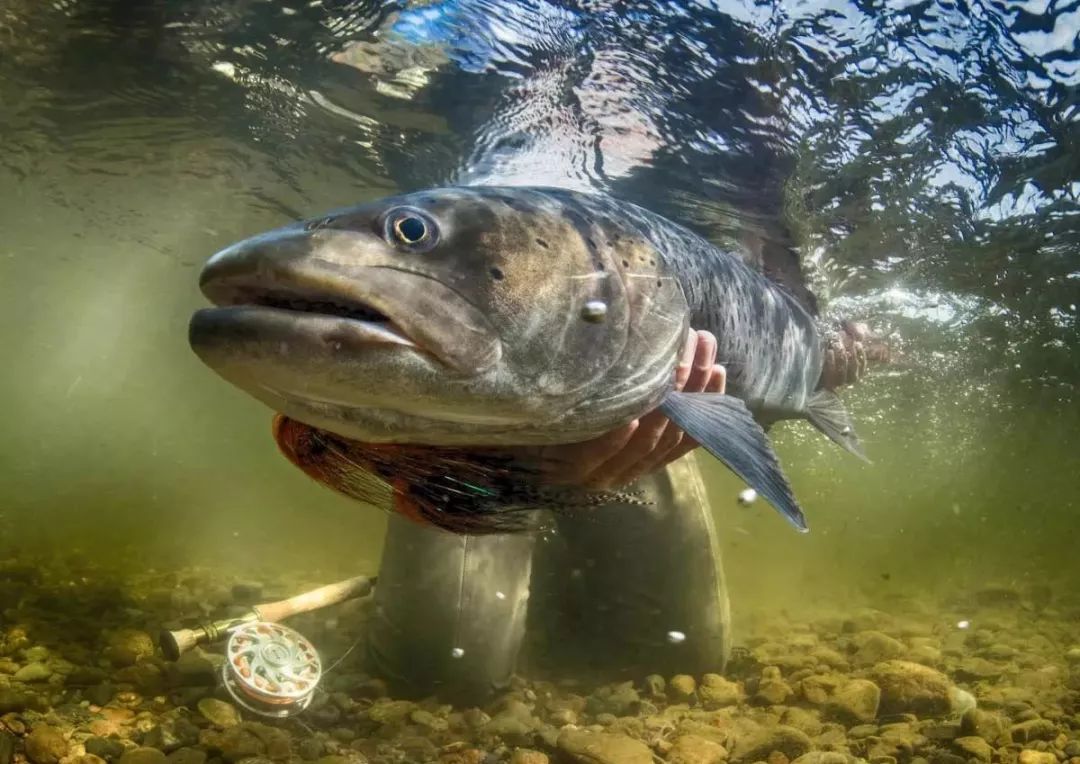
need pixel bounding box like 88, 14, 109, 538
366, 453, 730, 700
366, 513, 537, 705
531, 452, 731, 680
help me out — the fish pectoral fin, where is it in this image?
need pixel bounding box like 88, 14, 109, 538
659, 391, 808, 533
806, 389, 870, 463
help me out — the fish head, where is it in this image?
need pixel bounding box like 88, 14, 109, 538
189, 186, 688, 445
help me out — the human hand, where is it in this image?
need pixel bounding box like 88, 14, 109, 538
821, 320, 890, 390
529, 329, 726, 491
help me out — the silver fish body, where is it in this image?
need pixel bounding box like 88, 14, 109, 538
190, 186, 865, 531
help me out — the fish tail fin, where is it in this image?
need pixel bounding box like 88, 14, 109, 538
806, 389, 870, 463
659, 391, 808, 533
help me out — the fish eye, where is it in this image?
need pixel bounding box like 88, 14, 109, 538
395, 216, 427, 243
383, 207, 438, 251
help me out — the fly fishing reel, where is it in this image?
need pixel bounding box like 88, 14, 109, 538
220, 621, 322, 718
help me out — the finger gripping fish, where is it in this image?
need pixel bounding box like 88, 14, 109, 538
189, 186, 866, 534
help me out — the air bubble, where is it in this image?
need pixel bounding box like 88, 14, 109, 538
451, 647, 465, 658
666, 630, 686, 644
738, 488, 757, 506
495, 591, 506, 600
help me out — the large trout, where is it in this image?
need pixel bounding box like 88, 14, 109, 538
189, 186, 866, 533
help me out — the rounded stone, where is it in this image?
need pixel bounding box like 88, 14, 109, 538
117, 749, 168, 764
25, 726, 70, 764
870, 661, 953, 717
197, 698, 241, 729
669, 674, 697, 702
107, 630, 156, 667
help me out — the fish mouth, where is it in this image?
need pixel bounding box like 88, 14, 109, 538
191, 228, 502, 374
198, 284, 421, 357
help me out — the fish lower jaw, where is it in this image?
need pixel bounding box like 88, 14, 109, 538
268, 395, 548, 446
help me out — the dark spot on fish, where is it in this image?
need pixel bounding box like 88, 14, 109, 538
490, 267, 504, 281
535, 238, 549, 249
622, 260, 629, 268
657, 279, 662, 287
880, 572, 891, 581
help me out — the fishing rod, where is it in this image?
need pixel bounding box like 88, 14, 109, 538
159, 574, 376, 718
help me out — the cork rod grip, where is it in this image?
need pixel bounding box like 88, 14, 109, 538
254, 575, 375, 623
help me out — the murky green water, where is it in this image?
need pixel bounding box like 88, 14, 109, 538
1, 1, 1078, 761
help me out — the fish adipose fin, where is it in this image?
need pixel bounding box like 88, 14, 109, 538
659, 392, 808, 533
806, 389, 870, 463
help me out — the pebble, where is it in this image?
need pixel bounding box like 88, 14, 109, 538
5, 563, 1080, 764
826, 679, 880, 723
484, 701, 539, 743
410, 709, 448, 731
666, 734, 728, 764
848, 724, 878, 739
24, 725, 69, 764
959, 709, 1011, 746
165, 749, 206, 764
643, 674, 665, 699
952, 736, 993, 762
0, 732, 14, 764
732, 725, 813, 763
107, 630, 156, 667
1018, 752, 1059, 764
556, 728, 653, 764
587, 681, 640, 716
853, 632, 906, 666
24, 647, 49, 662
1011, 718, 1057, 742
509, 750, 549, 764
117, 749, 167, 764
669, 675, 697, 702
366, 698, 416, 726
14, 662, 52, 682
792, 754, 849, 764
782, 708, 823, 737
296, 739, 323, 761
956, 657, 1004, 680
699, 674, 743, 709
142, 717, 200, 752
870, 661, 953, 717
84, 734, 124, 760
200, 725, 268, 762
197, 698, 241, 729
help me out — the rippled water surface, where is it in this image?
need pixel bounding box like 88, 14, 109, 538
0, 0, 1079, 749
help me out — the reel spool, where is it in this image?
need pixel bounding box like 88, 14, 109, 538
221, 622, 322, 718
